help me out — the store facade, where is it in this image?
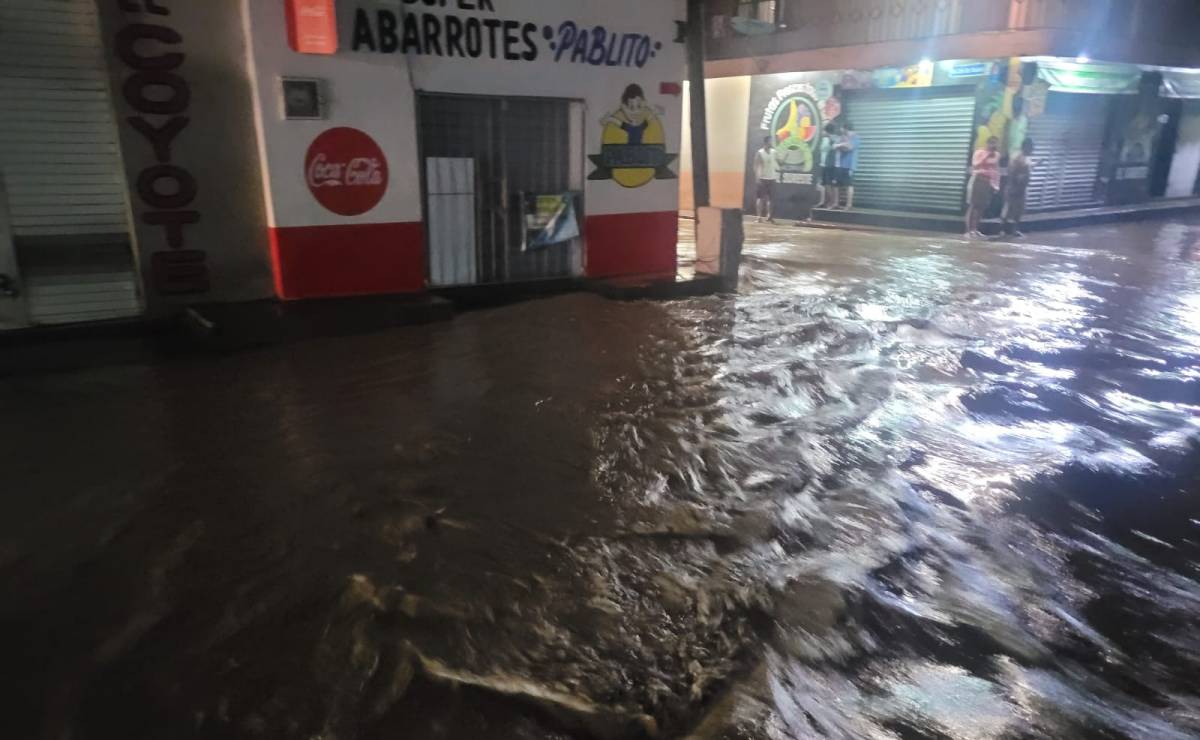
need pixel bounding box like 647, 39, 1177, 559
246, 0, 686, 300
738, 57, 1200, 221
0, 0, 686, 331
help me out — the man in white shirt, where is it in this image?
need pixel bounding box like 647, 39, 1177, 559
753, 135, 779, 223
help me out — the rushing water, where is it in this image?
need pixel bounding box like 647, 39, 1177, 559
2, 218, 1200, 739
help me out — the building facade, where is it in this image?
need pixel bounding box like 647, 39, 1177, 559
736, 59, 1200, 220
0, 0, 687, 331
683, 0, 1200, 220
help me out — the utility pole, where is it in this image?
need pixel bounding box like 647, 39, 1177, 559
686, 0, 710, 209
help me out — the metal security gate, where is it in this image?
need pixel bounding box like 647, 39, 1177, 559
1025, 93, 1110, 211
844, 89, 976, 213
0, 0, 141, 327
419, 95, 584, 287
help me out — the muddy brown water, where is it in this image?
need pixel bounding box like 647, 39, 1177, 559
2, 217, 1200, 739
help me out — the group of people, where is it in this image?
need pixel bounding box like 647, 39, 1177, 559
753, 121, 1036, 238
966, 135, 1036, 238
753, 121, 859, 223
817, 121, 859, 211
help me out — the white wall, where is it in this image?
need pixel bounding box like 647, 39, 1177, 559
245, 1, 422, 228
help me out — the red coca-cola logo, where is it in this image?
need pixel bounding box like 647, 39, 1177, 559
304, 127, 388, 216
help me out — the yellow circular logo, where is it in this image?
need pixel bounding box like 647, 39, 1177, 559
601, 117, 667, 188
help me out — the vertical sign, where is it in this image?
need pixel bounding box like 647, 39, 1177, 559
286, 0, 338, 55
98, 0, 276, 308
111, 3, 209, 296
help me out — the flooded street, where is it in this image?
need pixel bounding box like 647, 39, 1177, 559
4, 216, 1200, 739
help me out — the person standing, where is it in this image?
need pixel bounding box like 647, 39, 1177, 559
753, 135, 780, 223
965, 135, 1000, 238
1003, 137, 1035, 237
815, 123, 840, 211
832, 121, 859, 210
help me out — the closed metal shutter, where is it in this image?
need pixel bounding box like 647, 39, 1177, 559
1024, 94, 1110, 211
844, 90, 976, 213
0, 0, 141, 325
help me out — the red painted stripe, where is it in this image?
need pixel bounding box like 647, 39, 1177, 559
585, 211, 678, 279
269, 222, 424, 300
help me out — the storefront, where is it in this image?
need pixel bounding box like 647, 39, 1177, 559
842, 84, 977, 214
0, 0, 686, 331
741, 60, 998, 218
739, 57, 1200, 221
246, 0, 685, 301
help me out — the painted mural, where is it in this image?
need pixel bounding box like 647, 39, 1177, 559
761, 82, 832, 183
744, 72, 843, 218
973, 58, 1040, 160
742, 61, 1004, 218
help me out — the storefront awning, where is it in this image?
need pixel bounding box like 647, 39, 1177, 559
1036, 60, 1141, 95
1161, 70, 1200, 99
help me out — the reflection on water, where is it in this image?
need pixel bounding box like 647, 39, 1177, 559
2, 218, 1200, 738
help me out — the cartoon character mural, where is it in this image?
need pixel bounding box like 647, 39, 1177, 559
589, 83, 677, 188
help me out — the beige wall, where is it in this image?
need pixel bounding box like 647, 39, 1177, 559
680, 76, 751, 212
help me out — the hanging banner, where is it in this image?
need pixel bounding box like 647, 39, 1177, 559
524, 193, 580, 250
1036, 61, 1140, 95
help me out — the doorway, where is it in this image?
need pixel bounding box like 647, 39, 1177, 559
1165, 100, 1200, 198
419, 94, 585, 287
1150, 98, 1183, 198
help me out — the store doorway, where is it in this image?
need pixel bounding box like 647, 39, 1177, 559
1150, 98, 1183, 198
419, 94, 585, 287
1166, 101, 1200, 198
1025, 93, 1110, 211
842, 87, 977, 214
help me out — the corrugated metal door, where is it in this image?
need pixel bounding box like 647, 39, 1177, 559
419, 95, 584, 285
1024, 94, 1110, 211
844, 90, 976, 213
0, 0, 141, 326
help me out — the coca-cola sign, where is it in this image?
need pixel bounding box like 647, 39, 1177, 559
304, 127, 388, 216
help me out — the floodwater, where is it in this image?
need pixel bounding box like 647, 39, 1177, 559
3, 217, 1200, 739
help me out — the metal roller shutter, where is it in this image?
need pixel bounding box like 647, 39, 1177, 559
844, 91, 976, 213
0, 0, 141, 325
1024, 94, 1110, 212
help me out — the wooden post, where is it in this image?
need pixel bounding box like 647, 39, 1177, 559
687, 0, 710, 209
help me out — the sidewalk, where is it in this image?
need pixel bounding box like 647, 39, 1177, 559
804, 196, 1200, 235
